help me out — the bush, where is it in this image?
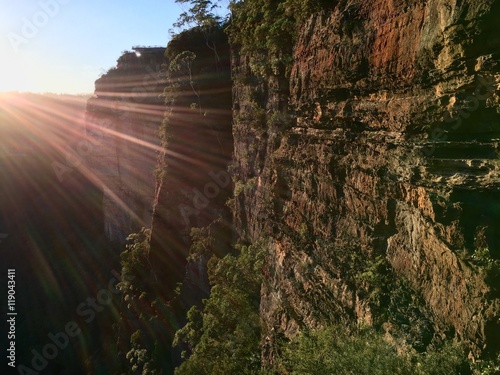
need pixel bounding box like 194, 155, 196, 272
173, 243, 265, 375
280, 325, 471, 375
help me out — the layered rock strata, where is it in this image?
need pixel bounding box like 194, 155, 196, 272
231, 0, 500, 361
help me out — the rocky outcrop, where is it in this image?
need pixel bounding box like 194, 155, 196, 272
149, 27, 234, 301
82, 31, 234, 372
85, 47, 165, 243
145, 27, 234, 371
231, 0, 500, 362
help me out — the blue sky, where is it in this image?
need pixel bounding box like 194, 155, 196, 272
0, 0, 228, 94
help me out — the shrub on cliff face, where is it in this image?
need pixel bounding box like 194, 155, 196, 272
118, 229, 156, 314
114, 229, 172, 374
227, 0, 331, 77
173, 243, 265, 375
227, 0, 325, 54
280, 325, 471, 375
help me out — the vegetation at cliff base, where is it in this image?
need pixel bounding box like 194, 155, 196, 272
173, 243, 264, 375
280, 326, 470, 375
169, 238, 472, 375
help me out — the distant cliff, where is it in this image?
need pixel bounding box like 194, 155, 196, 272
85, 47, 165, 244
85, 28, 235, 373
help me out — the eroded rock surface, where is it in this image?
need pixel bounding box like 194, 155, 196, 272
231, 0, 500, 361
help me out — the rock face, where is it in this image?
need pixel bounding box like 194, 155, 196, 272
85, 47, 166, 244
83, 34, 234, 371
149, 28, 234, 302
231, 0, 500, 361
145, 28, 234, 371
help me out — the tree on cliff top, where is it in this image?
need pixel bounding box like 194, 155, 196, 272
173, 0, 225, 76
174, 0, 222, 30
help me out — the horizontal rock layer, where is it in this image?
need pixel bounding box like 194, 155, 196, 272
231, 0, 500, 361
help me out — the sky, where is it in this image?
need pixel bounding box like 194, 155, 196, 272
0, 0, 228, 94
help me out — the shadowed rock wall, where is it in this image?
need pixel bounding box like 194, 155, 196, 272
85, 48, 165, 244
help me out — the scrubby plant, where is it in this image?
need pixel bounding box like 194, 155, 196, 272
227, 0, 330, 77
280, 325, 470, 375
173, 243, 265, 375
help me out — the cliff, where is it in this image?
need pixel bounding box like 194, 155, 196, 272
149, 26, 234, 302
80, 1, 500, 372
231, 0, 500, 362
85, 47, 166, 244
79, 27, 234, 371
102, 27, 235, 373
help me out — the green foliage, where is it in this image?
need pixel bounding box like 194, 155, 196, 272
246, 176, 257, 190
188, 224, 216, 260
173, 306, 203, 356
384, 278, 435, 352
234, 100, 266, 130
174, 0, 221, 30
161, 23, 230, 132
471, 247, 500, 287
299, 222, 310, 241
173, 243, 265, 375
115, 229, 170, 374
472, 247, 493, 266
233, 179, 246, 196
227, 0, 328, 76
355, 255, 389, 303
118, 228, 153, 309
171, 237, 473, 375
233, 177, 257, 197
471, 353, 500, 374
172, 0, 227, 78
267, 110, 291, 130
169, 51, 197, 74
164, 50, 200, 109
125, 330, 163, 375
280, 325, 470, 375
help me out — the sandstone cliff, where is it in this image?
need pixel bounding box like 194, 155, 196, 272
149, 27, 234, 301
85, 47, 165, 244
82, 1, 500, 371
83, 31, 235, 371
231, 0, 500, 361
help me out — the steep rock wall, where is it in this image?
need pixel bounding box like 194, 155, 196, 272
85, 48, 165, 243
146, 28, 234, 371
149, 28, 234, 301
231, 0, 500, 361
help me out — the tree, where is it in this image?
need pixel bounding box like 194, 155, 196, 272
173, 0, 224, 76
173, 244, 265, 375
168, 51, 201, 114
174, 0, 221, 30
